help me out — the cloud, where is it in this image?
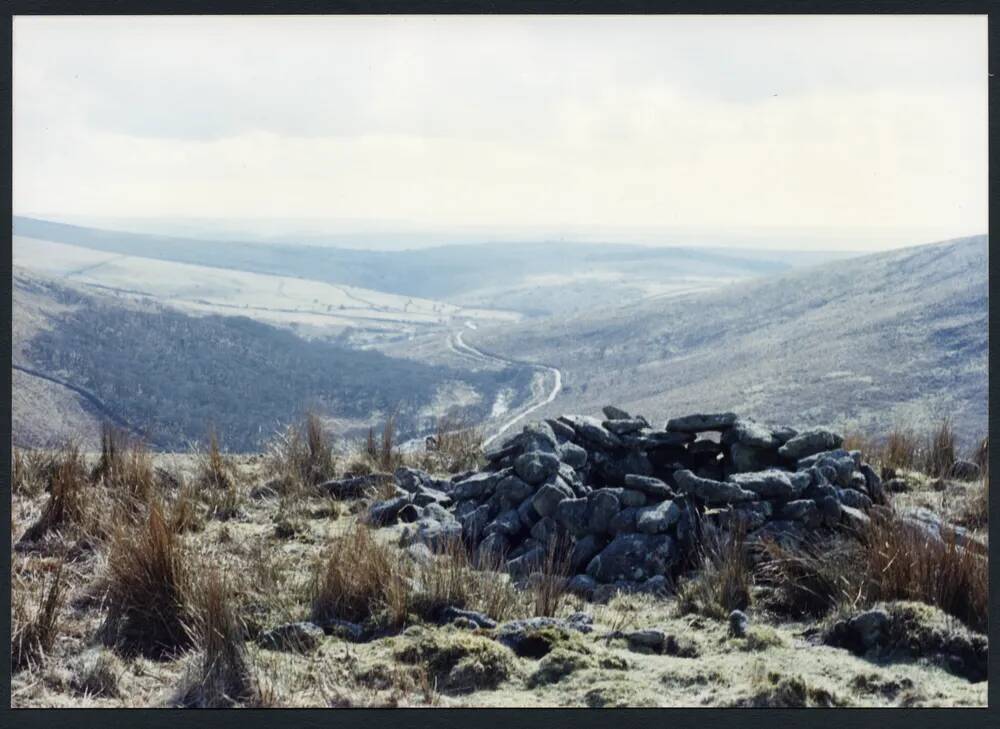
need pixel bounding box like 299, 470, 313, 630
13, 15, 988, 246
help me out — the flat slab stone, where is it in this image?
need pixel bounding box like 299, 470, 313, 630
674, 469, 756, 504
665, 413, 737, 433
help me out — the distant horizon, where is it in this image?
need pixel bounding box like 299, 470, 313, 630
12, 212, 985, 254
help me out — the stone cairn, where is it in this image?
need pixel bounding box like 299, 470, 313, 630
367, 407, 886, 599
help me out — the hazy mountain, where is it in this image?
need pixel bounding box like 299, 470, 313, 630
13, 216, 857, 317
467, 235, 988, 445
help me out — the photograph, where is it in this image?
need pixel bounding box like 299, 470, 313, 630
9, 13, 989, 709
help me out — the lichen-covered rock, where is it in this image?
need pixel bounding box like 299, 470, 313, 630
585, 533, 676, 582
515, 450, 561, 485
728, 469, 810, 499
674, 469, 756, 504
666, 412, 738, 433
778, 428, 844, 460
636, 500, 681, 534
585, 489, 622, 534
623, 474, 674, 500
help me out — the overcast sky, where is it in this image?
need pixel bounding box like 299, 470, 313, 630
13, 15, 988, 250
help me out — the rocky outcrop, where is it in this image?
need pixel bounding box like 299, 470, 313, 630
369, 408, 887, 593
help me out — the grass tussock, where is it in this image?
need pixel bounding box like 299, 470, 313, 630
363, 413, 403, 473
758, 512, 987, 632
416, 416, 485, 473
18, 443, 92, 544
677, 526, 752, 620
11, 561, 66, 672
530, 536, 572, 618
99, 500, 193, 658
265, 412, 337, 494
311, 525, 521, 633
844, 420, 965, 478
92, 424, 157, 508
175, 570, 261, 708
12, 447, 61, 498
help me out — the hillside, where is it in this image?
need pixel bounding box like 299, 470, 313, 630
13, 216, 855, 318
12, 271, 535, 451
467, 235, 988, 444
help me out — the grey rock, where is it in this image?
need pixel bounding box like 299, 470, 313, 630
566, 573, 598, 598
586, 533, 677, 583
627, 629, 667, 652
570, 534, 607, 572
897, 507, 987, 555
412, 486, 451, 507
625, 431, 696, 449
496, 614, 594, 656
603, 418, 647, 435
638, 575, 671, 596
440, 606, 497, 630
771, 426, 799, 444
688, 439, 723, 455
403, 517, 463, 551
459, 503, 492, 541
368, 494, 414, 526
546, 418, 577, 441
796, 448, 852, 470
515, 451, 561, 485
320, 473, 393, 499
554, 497, 589, 536
315, 618, 365, 642
715, 500, 773, 531
849, 609, 890, 649
259, 621, 324, 653
602, 405, 632, 420
485, 509, 523, 537
398, 503, 422, 523
623, 474, 674, 500
837, 488, 873, 511
778, 428, 844, 460
507, 547, 546, 577
728, 469, 809, 499
727, 419, 780, 449
496, 473, 534, 503
839, 504, 871, 531
558, 442, 588, 469
779, 499, 821, 527
530, 516, 558, 544
666, 412, 738, 433
618, 489, 648, 508
476, 532, 510, 562
517, 496, 541, 530
859, 463, 886, 505
453, 470, 503, 501
561, 415, 623, 450
531, 477, 575, 517
585, 489, 622, 534
817, 495, 842, 527
950, 459, 981, 481
729, 442, 779, 473
674, 469, 756, 504
728, 610, 750, 638
636, 500, 681, 534
609, 507, 640, 535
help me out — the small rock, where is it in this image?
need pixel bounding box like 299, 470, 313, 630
623, 474, 674, 500
950, 460, 981, 481
602, 405, 632, 420
728, 610, 749, 638
778, 428, 844, 460
258, 621, 324, 653
558, 442, 588, 469
440, 606, 497, 629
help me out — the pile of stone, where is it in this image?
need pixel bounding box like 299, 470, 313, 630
368, 407, 887, 597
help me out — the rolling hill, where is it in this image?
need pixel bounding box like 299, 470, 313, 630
466, 235, 989, 445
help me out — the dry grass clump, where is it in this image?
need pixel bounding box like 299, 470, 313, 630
175, 570, 261, 708
98, 500, 194, 658
196, 430, 236, 491
311, 525, 522, 633
738, 665, 846, 707
844, 420, 962, 478
530, 536, 572, 618
11, 561, 66, 672
265, 412, 337, 493
168, 481, 205, 534
958, 476, 989, 530
12, 447, 61, 497
18, 444, 92, 544
363, 413, 403, 473
414, 416, 485, 474
758, 512, 987, 632
677, 527, 752, 620
92, 424, 157, 508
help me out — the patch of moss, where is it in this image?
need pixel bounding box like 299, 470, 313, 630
393, 627, 515, 694
583, 678, 661, 708
731, 625, 787, 652
527, 648, 596, 687
738, 670, 848, 707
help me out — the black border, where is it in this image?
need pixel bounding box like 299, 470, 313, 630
1, 4, 996, 729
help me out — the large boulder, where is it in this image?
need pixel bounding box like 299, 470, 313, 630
728, 469, 810, 499
585, 489, 622, 534
674, 469, 756, 504
623, 474, 674, 500
778, 428, 844, 460
636, 500, 681, 534
531, 477, 575, 518
515, 451, 561, 485
585, 533, 677, 582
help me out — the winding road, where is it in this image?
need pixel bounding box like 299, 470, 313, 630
450, 330, 562, 447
